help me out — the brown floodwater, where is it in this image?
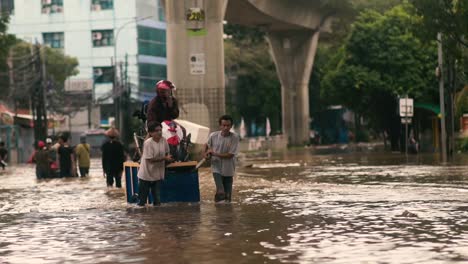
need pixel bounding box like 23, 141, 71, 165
1, 149, 468, 263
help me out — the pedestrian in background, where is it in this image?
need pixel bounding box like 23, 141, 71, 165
57, 134, 76, 177
137, 122, 172, 206
0, 142, 7, 170
33, 141, 50, 179
75, 135, 91, 177
46, 138, 58, 177
101, 128, 125, 188
204, 115, 240, 203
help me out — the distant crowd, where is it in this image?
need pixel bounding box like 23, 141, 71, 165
29, 127, 125, 188
30, 133, 91, 179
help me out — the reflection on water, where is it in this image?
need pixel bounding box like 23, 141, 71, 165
1, 150, 468, 263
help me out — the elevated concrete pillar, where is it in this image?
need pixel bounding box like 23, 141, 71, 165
164, 0, 227, 130
225, 0, 333, 145
267, 30, 320, 145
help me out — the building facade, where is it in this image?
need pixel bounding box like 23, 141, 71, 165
4, 0, 166, 141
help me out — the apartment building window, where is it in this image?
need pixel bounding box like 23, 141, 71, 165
92, 30, 114, 47
43, 32, 64, 48
0, 0, 14, 15
41, 0, 63, 14
91, 0, 113, 11
158, 0, 165, 21
139, 63, 166, 92
137, 26, 166, 57
93, 67, 114, 83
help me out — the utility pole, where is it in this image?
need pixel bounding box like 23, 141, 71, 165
31, 45, 39, 142
447, 56, 455, 158
41, 45, 48, 136
405, 95, 409, 157
7, 49, 15, 111
437, 32, 447, 163
28, 44, 48, 142
112, 57, 119, 129
112, 16, 151, 134
31, 44, 47, 141
118, 54, 129, 145
124, 53, 128, 94
118, 60, 124, 140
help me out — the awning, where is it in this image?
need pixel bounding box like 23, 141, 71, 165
0, 103, 66, 128
414, 103, 440, 115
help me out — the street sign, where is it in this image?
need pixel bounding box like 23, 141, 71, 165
401, 117, 412, 124
65, 79, 93, 92
189, 53, 205, 75
399, 98, 414, 117
186, 7, 205, 31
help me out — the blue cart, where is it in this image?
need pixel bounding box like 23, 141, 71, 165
124, 161, 200, 204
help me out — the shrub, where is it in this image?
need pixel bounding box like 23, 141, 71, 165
456, 137, 468, 153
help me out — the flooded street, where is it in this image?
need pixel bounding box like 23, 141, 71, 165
1, 150, 468, 263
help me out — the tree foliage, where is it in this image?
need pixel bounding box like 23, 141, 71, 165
321, 0, 403, 47
410, 0, 467, 49
1, 15, 80, 116
410, 0, 467, 99
8, 42, 80, 114
321, 4, 438, 147
224, 25, 281, 135
0, 15, 17, 101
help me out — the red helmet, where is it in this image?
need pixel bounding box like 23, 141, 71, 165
155, 80, 176, 91
38, 141, 45, 148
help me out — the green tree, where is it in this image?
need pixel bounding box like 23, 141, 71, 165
311, 0, 404, 143
410, 0, 467, 50
43, 45, 81, 116
9, 42, 79, 112
322, 5, 438, 149
0, 15, 17, 101
411, 0, 467, 149
321, 0, 403, 47
224, 1, 405, 137
224, 25, 281, 136
7, 42, 79, 140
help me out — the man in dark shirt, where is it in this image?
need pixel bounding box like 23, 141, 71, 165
146, 80, 179, 124
0, 142, 7, 170
101, 128, 125, 188
57, 135, 75, 177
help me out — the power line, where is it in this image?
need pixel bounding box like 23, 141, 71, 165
10, 16, 161, 26
11, 27, 158, 35
11, 51, 41, 61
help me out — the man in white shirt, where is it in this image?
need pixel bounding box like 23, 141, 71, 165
137, 122, 173, 206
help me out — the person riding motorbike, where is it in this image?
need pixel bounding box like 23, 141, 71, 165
146, 80, 179, 124
135, 80, 190, 162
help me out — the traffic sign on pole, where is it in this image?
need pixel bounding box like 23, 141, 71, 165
400, 96, 413, 157
399, 98, 414, 117
401, 117, 412, 124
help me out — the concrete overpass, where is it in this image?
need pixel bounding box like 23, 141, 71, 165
164, 0, 335, 145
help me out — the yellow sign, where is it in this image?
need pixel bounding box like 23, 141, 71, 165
186, 8, 205, 22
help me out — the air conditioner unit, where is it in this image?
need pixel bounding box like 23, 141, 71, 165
91, 4, 101, 11
55, 6, 63, 13
92, 32, 103, 40
93, 68, 103, 76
